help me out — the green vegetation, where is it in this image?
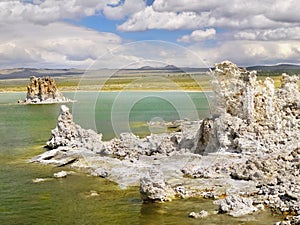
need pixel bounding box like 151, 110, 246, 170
0, 72, 212, 92
0, 71, 298, 92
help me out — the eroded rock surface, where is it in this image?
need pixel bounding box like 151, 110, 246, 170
201, 61, 300, 154
24, 76, 72, 104
47, 105, 103, 151
140, 169, 175, 202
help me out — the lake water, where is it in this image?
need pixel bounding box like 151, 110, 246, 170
0, 92, 282, 224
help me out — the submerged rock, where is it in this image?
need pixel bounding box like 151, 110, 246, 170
24, 76, 72, 104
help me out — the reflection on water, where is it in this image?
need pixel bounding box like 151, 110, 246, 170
0, 92, 282, 224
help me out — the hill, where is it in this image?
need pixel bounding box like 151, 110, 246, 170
1, 64, 300, 80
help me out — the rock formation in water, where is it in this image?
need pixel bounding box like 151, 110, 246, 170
31, 61, 300, 224
194, 61, 300, 223
47, 105, 103, 151
197, 61, 300, 154
214, 195, 258, 217
45, 105, 190, 159
24, 76, 72, 104
140, 169, 175, 202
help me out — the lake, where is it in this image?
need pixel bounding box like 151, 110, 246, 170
0, 92, 282, 224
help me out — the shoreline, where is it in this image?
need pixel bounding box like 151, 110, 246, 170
0, 89, 210, 94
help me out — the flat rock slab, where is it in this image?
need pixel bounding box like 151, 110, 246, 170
57, 151, 258, 196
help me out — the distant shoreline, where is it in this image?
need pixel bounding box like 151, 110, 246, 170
0, 89, 209, 94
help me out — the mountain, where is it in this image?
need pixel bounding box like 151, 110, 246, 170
137, 65, 209, 72
1, 63, 299, 80
0, 68, 85, 79
137, 65, 180, 71
246, 64, 300, 75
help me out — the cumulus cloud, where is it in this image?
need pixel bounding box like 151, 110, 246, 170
117, 6, 206, 31
153, 0, 220, 12
1, 0, 300, 68
234, 27, 300, 41
266, 0, 300, 23
178, 28, 216, 42
0, 0, 150, 69
119, 0, 298, 32
103, 0, 146, 20
0, 0, 106, 25
117, 4, 286, 35
0, 22, 122, 68
189, 40, 300, 66
0, 0, 146, 25
113, 0, 300, 66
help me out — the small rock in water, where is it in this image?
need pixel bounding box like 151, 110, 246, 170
140, 169, 175, 202
214, 195, 257, 217
60, 104, 69, 113
91, 168, 109, 178
89, 190, 99, 197
53, 170, 68, 178
188, 210, 209, 219
32, 178, 52, 183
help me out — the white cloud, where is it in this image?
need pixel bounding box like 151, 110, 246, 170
0, 0, 146, 24
0, 22, 122, 68
189, 40, 300, 66
0, 0, 106, 25
0, 0, 146, 25
178, 29, 216, 42
234, 27, 300, 41
153, 0, 220, 12
117, 6, 206, 31
266, 0, 300, 23
103, 0, 146, 20
119, 0, 299, 31
1, 0, 300, 68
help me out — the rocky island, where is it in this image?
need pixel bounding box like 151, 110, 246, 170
31, 61, 299, 224
20, 76, 72, 104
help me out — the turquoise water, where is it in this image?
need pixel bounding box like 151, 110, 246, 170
0, 92, 282, 224
68, 91, 212, 139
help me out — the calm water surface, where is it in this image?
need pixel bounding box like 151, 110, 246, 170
0, 92, 282, 224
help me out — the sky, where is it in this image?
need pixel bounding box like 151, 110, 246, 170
1, 0, 300, 69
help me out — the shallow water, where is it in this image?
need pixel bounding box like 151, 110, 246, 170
0, 92, 282, 224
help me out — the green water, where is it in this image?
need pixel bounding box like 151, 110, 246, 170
0, 92, 282, 224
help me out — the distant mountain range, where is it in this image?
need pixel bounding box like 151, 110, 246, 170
138, 65, 179, 70
247, 64, 300, 74
1, 64, 300, 79
136, 65, 208, 72
0, 68, 85, 79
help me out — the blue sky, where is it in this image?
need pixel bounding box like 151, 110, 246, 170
1, 0, 300, 69
71, 15, 189, 43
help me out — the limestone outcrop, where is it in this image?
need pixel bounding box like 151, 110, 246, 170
24, 76, 72, 104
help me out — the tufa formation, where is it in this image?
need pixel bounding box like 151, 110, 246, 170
24, 76, 71, 104
31, 61, 300, 224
